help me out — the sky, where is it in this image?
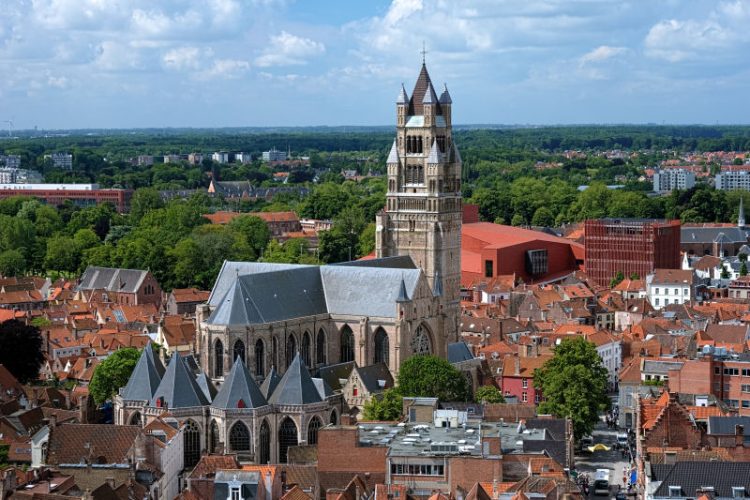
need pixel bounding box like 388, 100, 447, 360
1, 0, 749, 129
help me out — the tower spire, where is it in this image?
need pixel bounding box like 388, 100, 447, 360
421, 41, 427, 64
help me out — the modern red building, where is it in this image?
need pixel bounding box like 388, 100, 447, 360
584, 218, 680, 286
0, 184, 133, 212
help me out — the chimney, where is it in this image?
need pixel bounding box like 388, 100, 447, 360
736, 425, 744, 447
265, 471, 272, 500
48, 413, 57, 428
514, 355, 521, 376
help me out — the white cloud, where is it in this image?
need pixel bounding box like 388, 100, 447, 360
46, 75, 69, 88
163, 46, 209, 71
579, 45, 626, 65
255, 31, 325, 67
195, 58, 251, 80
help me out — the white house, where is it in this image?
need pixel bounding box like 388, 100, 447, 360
646, 269, 696, 310
588, 331, 622, 390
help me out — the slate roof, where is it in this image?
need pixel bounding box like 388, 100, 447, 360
426, 140, 440, 164
386, 140, 399, 165
439, 84, 452, 104
120, 344, 165, 401
77, 266, 149, 294
707, 416, 750, 435
355, 363, 393, 394
207, 260, 422, 326
651, 461, 750, 497
211, 358, 268, 410
260, 366, 281, 399
317, 362, 355, 392
208, 261, 314, 307
681, 226, 748, 244
396, 84, 408, 104
409, 63, 441, 116
312, 378, 335, 399
447, 342, 474, 364
195, 373, 217, 403
149, 355, 209, 409
268, 353, 322, 405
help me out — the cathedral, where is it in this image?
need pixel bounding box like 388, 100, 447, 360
115, 61, 462, 467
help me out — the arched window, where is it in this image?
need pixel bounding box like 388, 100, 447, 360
301, 332, 311, 367
374, 328, 389, 367
340, 325, 354, 363
286, 335, 297, 368
410, 324, 432, 355
316, 329, 326, 365
307, 417, 322, 445
272, 337, 278, 369
255, 339, 265, 377
214, 340, 224, 377
330, 409, 338, 425
129, 412, 141, 427
209, 420, 219, 453
259, 420, 270, 464
184, 420, 201, 468
229, 421, 251, 451
278, 418, 298, 464
233, 339, 245, 364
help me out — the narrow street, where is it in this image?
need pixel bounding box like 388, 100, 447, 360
574, 419, 634, 498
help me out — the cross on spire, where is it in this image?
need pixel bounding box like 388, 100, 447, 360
421, 41, 428, 64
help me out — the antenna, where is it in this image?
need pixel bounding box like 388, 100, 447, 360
421, 41, 428, 64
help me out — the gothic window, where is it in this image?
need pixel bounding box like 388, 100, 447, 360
418, 166, 424, 184
214, 339, 224, 377
255, 339, 264, 377
410, 324, 432, 355
229, 421, 251, 451
278, 418, 298, 464
340, 325, 354, 363
330, 409, 338, 425
286, 334, 297, 368
184, 420, 201, 468
209, 420, 219, 453
417, 137, 423, 153
272, 337, 278, 369
258, 420, 270, 464
307, 417, 322, 445
233, 339, 245, 364
316, 329, 326, 365
129, 412, 141, 426
302, 332, 311, 367
374, 328, 389, 367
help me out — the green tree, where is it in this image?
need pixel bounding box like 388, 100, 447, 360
510, 214, 526, 226
475, 385, 505, 404
0, 319, 45, 383
396, 355, 471, 402
227, 215, 271, 259
362, 388, 403, 421
0, 249, 26, 277
44, 235, 79, 274
610, 270, 625, 288
89, 347, 141, 404
741, 262, 748, 277
531, 207, 554, 227
629, 272, 640, 280
534, 337, 610, 439
129, 188, 164, 223
721, 265, 731, 279
739, 253, 748, 262
357, 223, 376, 257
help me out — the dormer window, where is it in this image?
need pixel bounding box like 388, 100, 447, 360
733, 487, 746, 498
668, 486, 681, 497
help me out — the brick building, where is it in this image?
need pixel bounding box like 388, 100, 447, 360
584, 218, 681, 286
0, 184, 132, 212
75, 266, 163, 308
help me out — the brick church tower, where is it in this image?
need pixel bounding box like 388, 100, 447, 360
375, 61, 462, 343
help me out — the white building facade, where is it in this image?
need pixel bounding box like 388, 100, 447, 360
653, 168, 696, 193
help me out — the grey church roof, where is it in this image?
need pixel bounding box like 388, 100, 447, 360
208, 261, 314, 307
120, 343, 165, 401
317, 362, 355, 392
335, 255, 416, 269
77, 266, 149, 294
211, 358, 268, 410
268, 353, 322, 405
422, 82, 438, 104
260, 366, 281, 399
356, 363, 394, 393
447, 342, 474, 364
312, 377, 335, 399
386, 140, 399, 164
195, 372, 217, 403
681, 226, 748, 244
150, 355, 210, 409
207, 259, 422, 326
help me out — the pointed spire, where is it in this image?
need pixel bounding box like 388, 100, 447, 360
386, 139, 399, 165
396, 275, 410, 302
427, 139, 440, 164
432, 271, 443, 297
452, 142, 463, 165
422, 82, 438, 104
740, 197, 746, 228
268, 353, 322, 405
120, 342, 165, 401
211, 357, 268, 409
397, 83, 408, 104
260, 366, 281, 399
439, 83, 452, 104
150, 355, 209, 409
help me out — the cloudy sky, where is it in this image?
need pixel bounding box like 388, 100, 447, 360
1, 0, 749, 129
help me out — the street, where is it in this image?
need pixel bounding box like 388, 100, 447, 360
574, 419, 634, 499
